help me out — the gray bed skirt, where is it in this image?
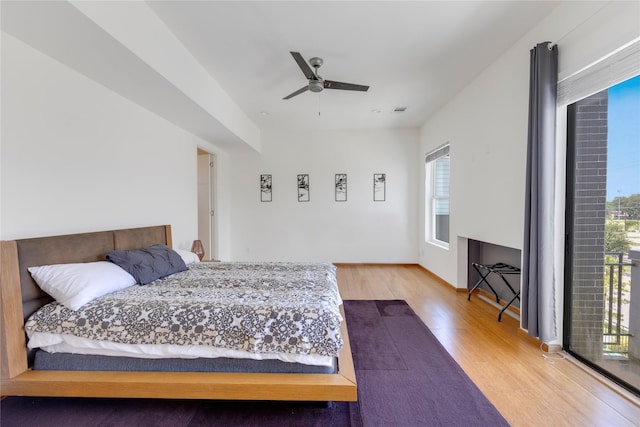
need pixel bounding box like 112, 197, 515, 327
33, 350, 337, 374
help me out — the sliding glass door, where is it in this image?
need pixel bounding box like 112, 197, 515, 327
564, 74, 640, 396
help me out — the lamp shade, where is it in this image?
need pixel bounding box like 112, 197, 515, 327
191, 239, 205, 261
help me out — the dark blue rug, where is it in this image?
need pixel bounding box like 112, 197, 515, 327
1, 300, 508, 426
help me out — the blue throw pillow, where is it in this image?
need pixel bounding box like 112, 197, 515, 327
106, 244, 187, 285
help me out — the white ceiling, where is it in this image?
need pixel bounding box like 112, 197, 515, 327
147, 1, 559, 131
2, 1, 560, 144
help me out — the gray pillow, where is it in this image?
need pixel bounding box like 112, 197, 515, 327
106, 244, 187, 285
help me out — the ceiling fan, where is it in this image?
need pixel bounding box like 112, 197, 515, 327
283, 52, 369, 100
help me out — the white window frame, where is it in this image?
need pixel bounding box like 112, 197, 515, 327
557, 37, 640, 107
425, 144, 450, 249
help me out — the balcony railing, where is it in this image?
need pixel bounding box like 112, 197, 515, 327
604, 251, 633, 357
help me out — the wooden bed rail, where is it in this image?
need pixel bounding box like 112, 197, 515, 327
0, 306, 357, 401
1, 240, 29, 380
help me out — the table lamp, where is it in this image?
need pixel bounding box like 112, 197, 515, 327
191, 239, 205, 261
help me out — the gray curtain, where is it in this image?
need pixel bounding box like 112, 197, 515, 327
522, 42, 558, 343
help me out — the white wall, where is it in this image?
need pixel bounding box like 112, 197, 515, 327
227, 128, 419, 262
0, 32, 418, 264
418, 1, 640, 287
0, 34, 210, 250
70, 0, 261, 151
6, 1, 634, 271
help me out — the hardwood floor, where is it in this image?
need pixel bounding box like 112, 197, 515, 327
336, 264, 640, 427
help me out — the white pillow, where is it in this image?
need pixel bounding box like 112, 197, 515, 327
174, 248, 201, 265
28, 261, 137, 311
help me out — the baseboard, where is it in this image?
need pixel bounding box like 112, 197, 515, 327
412, 264, 467, 292
334, 263, 464, 292
333, 263, 417, 266
542, 342, 563, 353
472, 290, 562, 354
514, 328, 562, 352
473, 288, 521, 315
335, 265, 568, 356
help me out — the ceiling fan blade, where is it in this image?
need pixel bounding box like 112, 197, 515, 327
283, 86, 309, 100
324, 80, 369, 92
290, 52, 316, 80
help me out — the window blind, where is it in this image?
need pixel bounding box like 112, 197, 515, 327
558, 38, 640, 106
425, 144, 449, 163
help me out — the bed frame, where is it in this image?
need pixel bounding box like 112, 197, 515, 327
0, 225, 357, 401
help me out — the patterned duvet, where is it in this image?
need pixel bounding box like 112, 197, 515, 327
25, 262, 344, 362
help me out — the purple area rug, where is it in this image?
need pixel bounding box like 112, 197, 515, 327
1, 300, 508, 426
346, 300, 509, 426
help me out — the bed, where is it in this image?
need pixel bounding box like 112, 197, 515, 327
0, 225, 357, 401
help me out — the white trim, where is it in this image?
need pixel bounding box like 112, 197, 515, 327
424, 145, 450, 249
425, 144, 450, 163
558, 38, 640, 106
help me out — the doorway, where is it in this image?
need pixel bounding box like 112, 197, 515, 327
197, 148, 216, 261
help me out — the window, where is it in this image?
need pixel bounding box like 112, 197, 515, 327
425, 145, 450, 247
562, 39, 640, 396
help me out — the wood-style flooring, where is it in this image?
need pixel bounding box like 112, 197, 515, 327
336, 264, 640, 427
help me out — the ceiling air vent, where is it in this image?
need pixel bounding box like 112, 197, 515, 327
394, 107, 407, 112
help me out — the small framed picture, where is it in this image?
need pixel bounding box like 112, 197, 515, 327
260, 174, 272, 202
373, 173, 386, 201
297, 174, 310, 202
335, 174, 347, 202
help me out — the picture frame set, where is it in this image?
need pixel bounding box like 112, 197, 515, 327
335, 174, 347, 202
297, 174, 310, 202
373, 173, 386, 202
260, 173, 385, 202
260, 174, 272, 202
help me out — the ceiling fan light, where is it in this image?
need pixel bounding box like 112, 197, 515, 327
309, 80, 323, 93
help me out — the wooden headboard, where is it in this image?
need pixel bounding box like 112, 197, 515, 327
0, 225, 171, 378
